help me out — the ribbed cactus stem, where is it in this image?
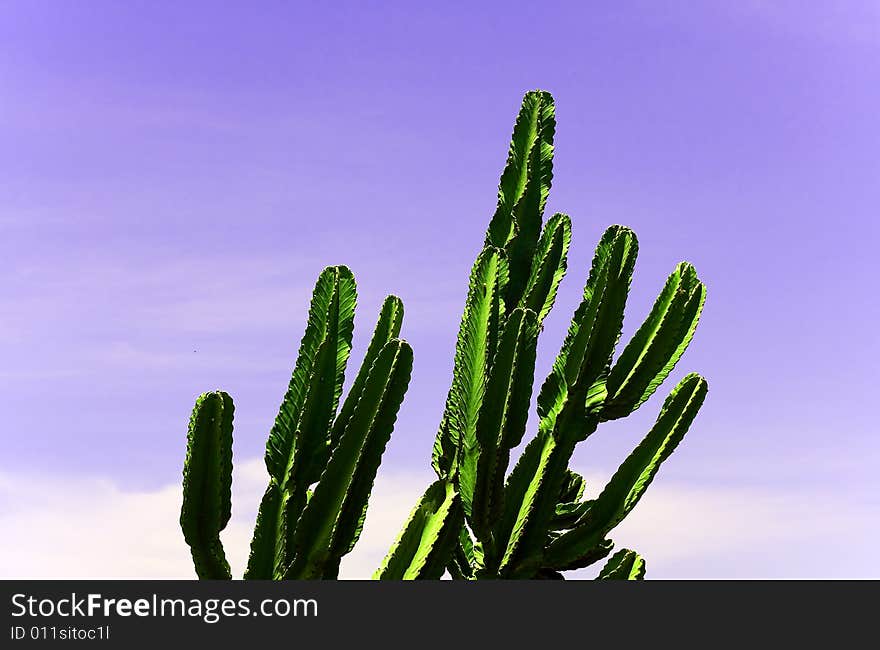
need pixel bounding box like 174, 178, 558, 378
180, 391, 234, 580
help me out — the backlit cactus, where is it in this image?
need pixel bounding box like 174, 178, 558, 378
181, 267, 413, 579
180, 89, 708, 581
376, 90, 708, 580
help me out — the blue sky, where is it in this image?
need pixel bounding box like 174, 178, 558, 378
1, 1, 878, 578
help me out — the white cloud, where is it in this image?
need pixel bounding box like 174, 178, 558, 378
591, 478, 880, 579
0, 462, 876, 579
0, 460, 425, 580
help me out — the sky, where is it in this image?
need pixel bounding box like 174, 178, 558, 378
1, 1, 878, 578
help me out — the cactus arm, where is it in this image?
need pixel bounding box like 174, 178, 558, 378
476, 428, 564, 576
552, 499, 593, 530
425, 92, 556, 570
288, 272, 357, 486
374, 479, 463, 580
470, 307, 539, 544
545, 538, 614, 572
551, 472, 590, 530
536, 226, 639, 437
558, 470, 586, 503
485, 90, 556, 309
451, 527, 477, 578
430, 416, 453, 481
448, 526, 478, 579
562, 226, 639, 418
495, 427, 577, 578
520, 213, 572, 324
278, 271, 357, 575
432, 249, 508, 482
329, 295, 404, 451
245, 265, 357, 579
243, 483, 282, 579
284, 340, 413, 579
307, 294, 404, 567
489, 431, 548, 572
263, 265, 356, 480
180, 391, 234, 580
486, 91, 555, 250
602, 263, 706, 420
646, 270, 704, 402
544, 374, 708, 567
597, 549, 646, 580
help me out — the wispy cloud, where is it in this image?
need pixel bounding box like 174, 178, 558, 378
1, 462, 876, 579
595, 477, 880, 579
0, 460, 425, 579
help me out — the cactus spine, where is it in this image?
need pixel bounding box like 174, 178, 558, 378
180, 267, 412, 579
377, 90, 708, 580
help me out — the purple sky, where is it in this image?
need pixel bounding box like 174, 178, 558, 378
1, 2, 878, 578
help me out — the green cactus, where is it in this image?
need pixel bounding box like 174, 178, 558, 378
377, 89, 708, 580
180, 89, 708, 581
597, 549, 646, 580
180, 391, 234, 579
180, 266, 413, 579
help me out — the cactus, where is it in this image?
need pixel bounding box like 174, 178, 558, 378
180, 391, 235, 579
180, 266, 413, 579
376, 90, 708, 579
597, 549, 646, 580
180, 89, 708, 581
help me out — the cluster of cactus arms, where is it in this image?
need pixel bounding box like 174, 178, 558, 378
181, 267, 413, 579
374, 90, 707, 580
180, 89, 707, 580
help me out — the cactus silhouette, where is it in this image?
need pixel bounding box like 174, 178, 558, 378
181, 267, 412, 579
376, 90, 708, 580
180, 90, 707, 580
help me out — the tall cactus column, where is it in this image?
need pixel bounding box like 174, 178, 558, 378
378, 89, 709, 580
